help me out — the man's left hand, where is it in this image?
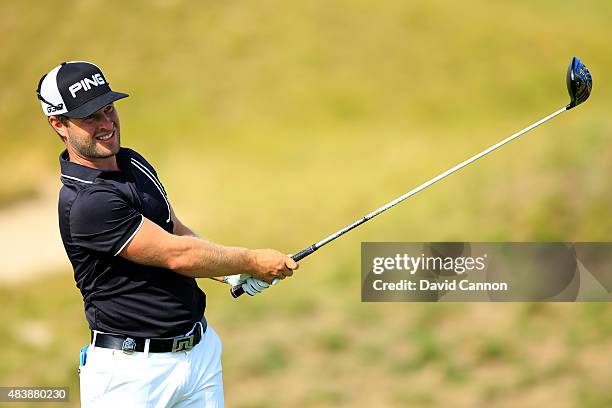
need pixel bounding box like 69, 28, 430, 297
224, 274, 270, 296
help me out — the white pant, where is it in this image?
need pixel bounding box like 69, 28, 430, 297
79, 325, 224, 408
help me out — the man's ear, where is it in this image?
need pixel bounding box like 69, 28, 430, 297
48, 116, 68, 141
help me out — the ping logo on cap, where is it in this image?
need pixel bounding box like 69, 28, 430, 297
68, 73, 107, 98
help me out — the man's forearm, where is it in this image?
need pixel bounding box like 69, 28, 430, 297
121, 216, 294, 282
169, 235, 255, 279
173, 221, 199, 238
172, 221, 228, 283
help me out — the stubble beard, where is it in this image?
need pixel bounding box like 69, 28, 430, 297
68, 128, 121, 160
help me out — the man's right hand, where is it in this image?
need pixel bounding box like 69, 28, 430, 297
248, 249, 299, 283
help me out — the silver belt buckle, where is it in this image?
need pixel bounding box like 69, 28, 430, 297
122, 337, 137, 354
172, 334, 194, 352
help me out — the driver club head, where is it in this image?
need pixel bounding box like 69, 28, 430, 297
566, 56, 592, 109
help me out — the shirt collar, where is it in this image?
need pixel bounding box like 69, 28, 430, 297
59, 149, 130, 183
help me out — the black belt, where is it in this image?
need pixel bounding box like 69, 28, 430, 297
91, 318, 207, 353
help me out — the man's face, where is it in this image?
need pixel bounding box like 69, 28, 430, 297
57, 104, 121, 160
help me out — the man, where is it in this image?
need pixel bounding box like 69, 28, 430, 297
37, 61, 298, 407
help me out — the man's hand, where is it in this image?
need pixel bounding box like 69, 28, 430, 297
224, 274, 270, 296
248, 249, 299, 284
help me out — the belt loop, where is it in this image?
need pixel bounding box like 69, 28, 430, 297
144, 338, 150, 357
91, 331, 98, 351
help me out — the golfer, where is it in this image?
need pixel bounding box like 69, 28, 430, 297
37, 61, 298, 407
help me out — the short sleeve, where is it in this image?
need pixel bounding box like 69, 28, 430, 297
69, 186, 144, 256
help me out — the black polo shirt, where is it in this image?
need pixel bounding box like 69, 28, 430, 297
58, 148, 205, 338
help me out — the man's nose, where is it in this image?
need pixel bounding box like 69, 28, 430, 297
99, 112, 114, 128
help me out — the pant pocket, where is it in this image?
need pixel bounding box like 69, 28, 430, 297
79, 349, 116, 405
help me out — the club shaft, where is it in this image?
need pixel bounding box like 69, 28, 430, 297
300, 106, 568, 259
231, 106, 567, 298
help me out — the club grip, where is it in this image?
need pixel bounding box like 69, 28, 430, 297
230, 284, 245, 298
230, 245, 317, 299
291, 245, 317, 261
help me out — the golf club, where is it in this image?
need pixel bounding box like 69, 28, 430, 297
231, 56, 592, 298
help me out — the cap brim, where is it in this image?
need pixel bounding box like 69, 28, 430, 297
64, 91, 129, 118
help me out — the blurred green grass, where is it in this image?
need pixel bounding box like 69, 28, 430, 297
2, 0, 612, 406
